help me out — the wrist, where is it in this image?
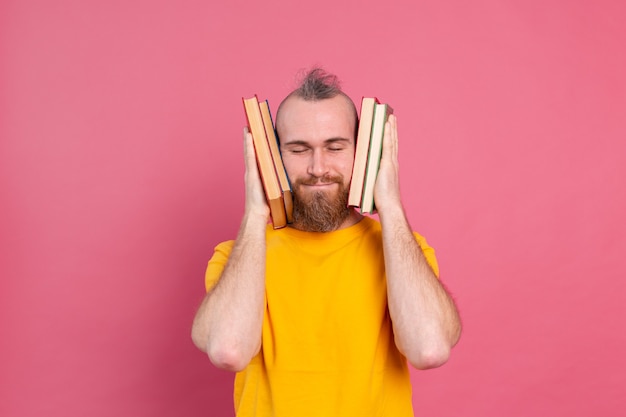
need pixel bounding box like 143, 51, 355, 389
377, 200, 407, 226
375, 195, 403, 217
242, 209, 269, 228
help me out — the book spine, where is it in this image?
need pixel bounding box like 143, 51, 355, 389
242, 96, 287, 229
360, 103, 393, 214
259, 100, 293, 223
348, 97, 378, 207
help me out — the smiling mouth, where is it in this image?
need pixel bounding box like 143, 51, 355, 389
303, 182, 337, 187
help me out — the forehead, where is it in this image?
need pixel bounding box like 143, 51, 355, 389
276, 95, 356, 144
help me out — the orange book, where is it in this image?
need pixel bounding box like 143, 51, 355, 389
242, 96, 287, 229
259, 100, 293, 223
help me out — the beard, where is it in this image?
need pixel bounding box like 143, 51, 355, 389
291, 174, 351, 232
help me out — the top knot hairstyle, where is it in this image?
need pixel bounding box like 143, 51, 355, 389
291, 67, 343, 101
275, 67, 358, 138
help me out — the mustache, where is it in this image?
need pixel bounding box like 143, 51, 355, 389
294, 174, 343, 187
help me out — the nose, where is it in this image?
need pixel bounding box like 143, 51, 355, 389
307, 149, 329, 178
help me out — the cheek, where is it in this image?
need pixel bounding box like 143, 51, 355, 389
282, 157, 302, 180
337, 155, 355, 178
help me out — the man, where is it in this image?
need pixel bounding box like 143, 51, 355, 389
192, 68, 461, 416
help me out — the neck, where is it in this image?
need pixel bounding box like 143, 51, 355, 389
337, 209, 364, 230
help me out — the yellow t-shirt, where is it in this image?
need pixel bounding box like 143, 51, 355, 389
205, 217, 439, 417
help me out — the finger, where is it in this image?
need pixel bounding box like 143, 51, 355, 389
382, 119, 392, 162
389, 114, 398, 161
381, 116, 398, 165
243, 127, 259, 176
243, 127, 252, 164
242, 127, 269, 215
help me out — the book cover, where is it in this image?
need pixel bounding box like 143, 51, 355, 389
259, 100, 293, 224
348, 97, 379, 207
242, 96, 287, 229
360, 103, 393, 214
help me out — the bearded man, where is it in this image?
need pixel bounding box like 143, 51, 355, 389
192, 68, 461, 417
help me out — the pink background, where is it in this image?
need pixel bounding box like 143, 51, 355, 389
2, 0, 625, 416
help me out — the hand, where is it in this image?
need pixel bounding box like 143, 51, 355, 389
243, 127, 270, 220
373, 115, 403, 214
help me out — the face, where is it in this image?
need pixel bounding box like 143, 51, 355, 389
276, 95, 358, 232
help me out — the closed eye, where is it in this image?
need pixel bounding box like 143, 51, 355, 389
326, 138, 351, 152
288, 147, 309, 154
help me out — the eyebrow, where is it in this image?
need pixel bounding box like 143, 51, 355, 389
283, 137, 352, 146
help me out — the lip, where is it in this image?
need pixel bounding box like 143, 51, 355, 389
303, 182, 337, 190
303, 183, 337, 187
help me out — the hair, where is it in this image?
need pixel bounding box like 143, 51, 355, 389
275, 67, 358, 137
290, 67, 344, 101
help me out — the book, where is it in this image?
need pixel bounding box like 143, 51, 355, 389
360, 103, 393, 214
348, 97, 379, 207
259, 100, 293, 224
242, 95, 287, 229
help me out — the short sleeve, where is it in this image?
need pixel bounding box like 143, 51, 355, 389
204, 240, 235, 292
413, 232, 440, 278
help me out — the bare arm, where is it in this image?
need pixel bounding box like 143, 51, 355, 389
374, 115, 461, 370
191, 128, 268, 372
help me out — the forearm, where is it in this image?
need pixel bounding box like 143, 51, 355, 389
191, 212, 267, 371
379, 204, 461, 369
